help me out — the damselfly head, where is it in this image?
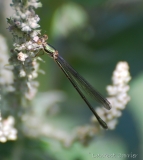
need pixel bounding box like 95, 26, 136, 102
43, 34, 48, 40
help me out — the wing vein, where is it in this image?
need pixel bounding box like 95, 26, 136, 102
55, 55, 109, 129
56, 55, 111, 110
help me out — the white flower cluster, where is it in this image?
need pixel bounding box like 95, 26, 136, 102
8, 0, 43, 59
7, 1, 44, 84
7, 0, 44, 100
10, 0, 41, 32
0, 115, 17, 143
13, 30, 42, 52
92, 61, 131, 129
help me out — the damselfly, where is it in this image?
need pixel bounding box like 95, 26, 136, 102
35, 35, 111, 129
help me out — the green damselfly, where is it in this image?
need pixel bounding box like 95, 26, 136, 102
35, 35, 111, 129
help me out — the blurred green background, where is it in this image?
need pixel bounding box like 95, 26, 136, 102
0, 0, 143, 160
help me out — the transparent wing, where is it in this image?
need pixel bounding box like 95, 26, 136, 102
55, 55, 111, 129
56, 55, 111, 110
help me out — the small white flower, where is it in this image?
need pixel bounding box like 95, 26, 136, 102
8, 134, 17, 140
20, 13, 27, 19
0, 137, 7, 143
32, 72, 38, 78
19, 69, 26, 77
33, 36, 40, 43
30, 30, 41, 38
17, 52, 28, 61
22, 25, 31, 32
27, 44, 33, 50
28, 74, 33, 80
25, 10, 32, 16
33, 2, 42, 8
33, 15, 40, 22
29, 20, 40, 29
107, 119, 117, 130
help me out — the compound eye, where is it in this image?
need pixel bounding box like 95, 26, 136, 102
43, 34, 48, 40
